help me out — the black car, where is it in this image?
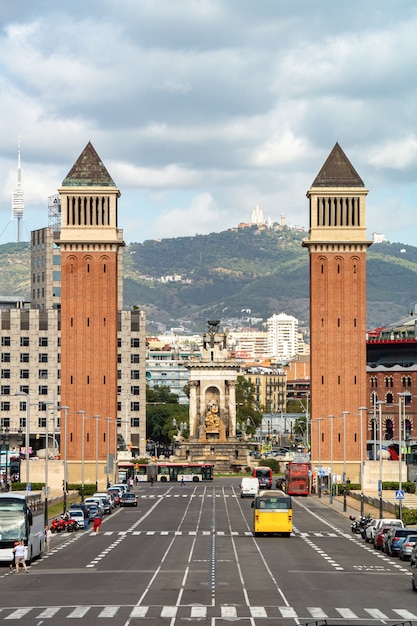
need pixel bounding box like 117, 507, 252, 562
120, 493, 138, 507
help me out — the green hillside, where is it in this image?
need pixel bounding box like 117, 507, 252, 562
1, 230, 417, 332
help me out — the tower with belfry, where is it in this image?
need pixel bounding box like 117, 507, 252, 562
303, 143, 372, 485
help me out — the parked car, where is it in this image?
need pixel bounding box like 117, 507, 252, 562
120, 492, 138, 507
399, 535, 417, 561
365, 518, 403, 543
68, 508, 85, 529
374, 525, 394, 550
385, 527, 414, 556
107, 489, 120, 505
85, 503, 101, 521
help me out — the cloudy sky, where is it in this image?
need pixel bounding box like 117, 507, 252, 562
0, 1, 416, 245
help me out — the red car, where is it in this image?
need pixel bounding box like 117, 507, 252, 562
374, 526, 393, 550
107, 489, 120, 506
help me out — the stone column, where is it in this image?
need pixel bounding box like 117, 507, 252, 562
227, 380, 237, 437
189, 381, 199, 439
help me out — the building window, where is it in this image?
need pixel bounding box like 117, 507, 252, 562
20, 370, 29, 379
386, 392, 394, 404
385, 376, 393, 388
1, 370, 10, 379
20, 337, 30, 346
117, 354, 122, 363
1, 353, 11, 363
38, 402, 47, 412
19, 385, 29, 394
38, 386, 48, 395
370, 377, 378, 388
1, 402, 10, 411
131, 402, 140, 412
1, 417, 10, 427
39, 337, 48, 347
19, 417, 26, 428
1, 337, 10, 346
131, 371, 140, 380
20, 353, 30, 363
0, 386, 10, 395
131, 354, 140, 363
117, 402, 122, 412
131, 418, 140, 427
117, 338, 122, 348
131, 338, 140, 348
130, 386, 140, 396
39, 354, 48, 363
117, 370, 122, 380
39, 370, 48, 379
38, 417, 46, 428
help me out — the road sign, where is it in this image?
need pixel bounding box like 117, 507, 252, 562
395, 489, 405, 500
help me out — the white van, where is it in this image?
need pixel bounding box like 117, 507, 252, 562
240, 477, 259, 498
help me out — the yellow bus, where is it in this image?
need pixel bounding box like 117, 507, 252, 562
252, 490, 292, 537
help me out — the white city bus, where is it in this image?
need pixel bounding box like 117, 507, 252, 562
0, 492, 45, 564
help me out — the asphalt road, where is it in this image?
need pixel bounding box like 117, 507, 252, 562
0, 477, 416, 625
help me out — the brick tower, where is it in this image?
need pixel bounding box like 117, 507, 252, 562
303, 143, 372, 483
58, 142, 124, 486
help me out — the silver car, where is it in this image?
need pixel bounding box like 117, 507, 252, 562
399, 535, 417, 561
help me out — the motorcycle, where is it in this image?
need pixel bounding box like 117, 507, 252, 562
51, 517, 66, 533
349, 514, 372, 535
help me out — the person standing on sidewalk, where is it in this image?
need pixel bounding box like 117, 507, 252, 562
44, 525, 52, 553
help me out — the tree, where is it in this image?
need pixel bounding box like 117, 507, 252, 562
235, 376, 263, 436
146, 385, 188, 444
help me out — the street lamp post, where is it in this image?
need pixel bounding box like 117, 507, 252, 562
44, 401, 54, 526
358, 406, 367, 491
328, 415, 334, 504
77, 411, 86, 502
60, 406, 69, 513
377, 400, 386, 518
15, 392, 30, 489
398, 392, 411, 522
93, 415, 100, 491
317, 418, 323, 498
342, 411, 350, 513
106, 418, 112, 488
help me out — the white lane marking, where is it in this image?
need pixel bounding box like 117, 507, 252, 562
251, 606, 268, 617
191, 606, 207, 617
5, 608, 32, 619
129, 606, 149, 617
393, 609, 417, 620
307, 607, 328, 619
161, 606, 177, 617
98, 606, 119, 617
336, 608, 358, 619
36, 607, 60, 618
279, 606, 298, 617
67, 606, 91, 618
364, 608, 389, 620
221, 606, 237, 617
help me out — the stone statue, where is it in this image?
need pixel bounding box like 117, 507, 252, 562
205, 401, 220, 431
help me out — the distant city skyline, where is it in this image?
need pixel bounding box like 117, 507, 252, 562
0, 2, 417, 246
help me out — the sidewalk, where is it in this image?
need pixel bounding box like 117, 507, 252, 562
318, 490, 417, 520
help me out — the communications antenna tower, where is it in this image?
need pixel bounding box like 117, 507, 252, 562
12, 139, 24, 242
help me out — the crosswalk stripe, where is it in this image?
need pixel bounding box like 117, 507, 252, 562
393, 609, 417, 620
364, 608, 389, 619
250, 607, 268, 617
5, 608, 32, 619
36, 607, 60, 618
191, 606, 207, 618
161, 606, 177, 617
336, 608, 358, 619
221, 606, 237, 617
129, 606, 149, 617
279, 606, 298, 618
98, 606, 119, 617
307, 607, 328, 619
67, 606, 91, 618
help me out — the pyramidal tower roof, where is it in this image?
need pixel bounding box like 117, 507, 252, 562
62, 141, 116, 187
312, 142, 364, 188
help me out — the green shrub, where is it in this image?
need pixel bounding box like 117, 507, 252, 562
402, 508, 417, 525
259, 459, 280, 473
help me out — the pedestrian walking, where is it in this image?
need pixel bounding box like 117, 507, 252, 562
44, 525, 52, 553
14, 540, 28, 573
93, 513, 102, 535
9, 541, 18, 571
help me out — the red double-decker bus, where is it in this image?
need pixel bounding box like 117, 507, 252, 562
285, 462, 311, 495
